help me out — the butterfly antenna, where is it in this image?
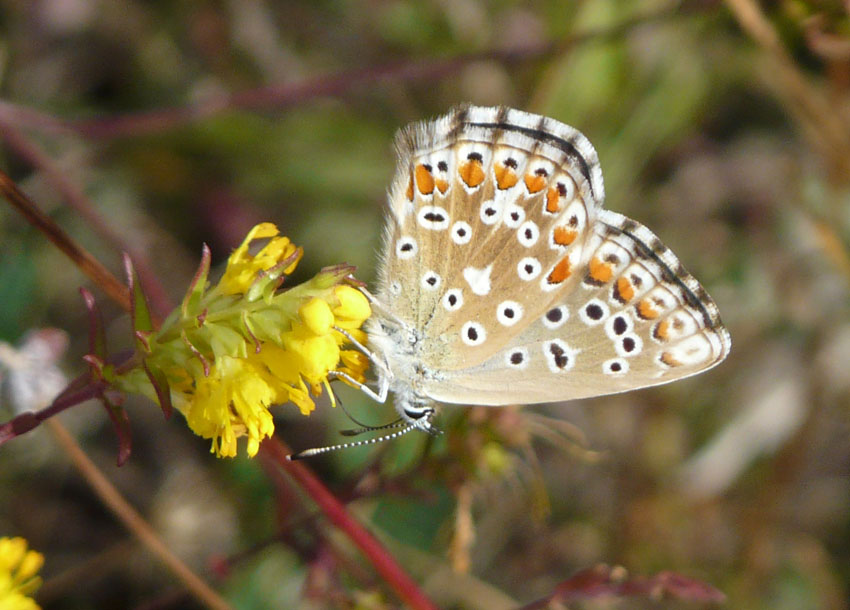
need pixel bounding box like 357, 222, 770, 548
330, 383, 404, 435
340, 419, 405, 437
287, 424, 419, 460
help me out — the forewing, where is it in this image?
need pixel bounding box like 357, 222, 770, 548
375, 105, 606, 369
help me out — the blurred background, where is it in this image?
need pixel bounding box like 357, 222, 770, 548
1, 0, 849, 608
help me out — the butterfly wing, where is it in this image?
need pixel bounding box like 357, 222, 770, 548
374, 105, 607, 370
420, 209, 731, 405
372, 105, 730, 406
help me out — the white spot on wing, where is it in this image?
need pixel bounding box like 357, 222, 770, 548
517, 220, 539, 247
517, 257, 541, 281
421, 271, 441, 291
505, 348, 529, 370
461, 321, 487, 346
542, 339, 578, 373
496, 300, 523, 326
615, 333, 643, 358
480, 200, 502, 225
395, 237, 417, 259
417, 205, 449, 230
503, 203, 525, 228
579, 298, 609, 325
542, 305, 569, 329
463, 265, 493, 296
603, 358, 629, 376
452, 221, 472, 245
442, 288, 463, 311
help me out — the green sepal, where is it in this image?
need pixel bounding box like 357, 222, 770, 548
99, 392, 133, 466
82, 354, 107, 381
143, 360, 173, 419
182, 244, 211, 318
124, 254, 154, 351
134, 330, 153, 354
181, 329, 211, 376
246, 246, 303, 303
206, 322, 248, 360
80, 288, 108, 362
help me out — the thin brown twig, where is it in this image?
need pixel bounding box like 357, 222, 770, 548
0, 167, 131, 313
46, 419, 234, 610
0, 118, 173, 318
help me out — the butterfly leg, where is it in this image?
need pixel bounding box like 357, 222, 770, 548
333, 326, 392, 377
327, 370, 389, 403
356, 286, 412, 331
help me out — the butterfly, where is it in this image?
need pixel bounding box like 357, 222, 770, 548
303, 105, 730, 457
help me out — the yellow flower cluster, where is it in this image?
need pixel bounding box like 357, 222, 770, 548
178, 284, 371, 458
115, 223, 371, 458
0, 537, 43, 610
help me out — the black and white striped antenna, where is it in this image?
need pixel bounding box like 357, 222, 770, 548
287, 423, 418, 460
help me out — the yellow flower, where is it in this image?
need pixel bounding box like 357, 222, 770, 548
116, 224, 372, 458
0, 537, 43, 610
216, 223, 302, 296
180, 355, 280, 457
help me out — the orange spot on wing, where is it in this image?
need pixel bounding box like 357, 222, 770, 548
415, 164, 435, 195
588, 257, 614, 284
459, 160, 485, 188
547, 257, 572, 284
615, 277, 635, 302
553, 225, 578, 246
654, 319, 670, 341
546, 186, 561, 213
435, 178, 449, 194
494, 163, 519, 190
524, 173, 546, 193
660, 351, 682, 367
637, 298, 660, 320
406, 174, 414, 201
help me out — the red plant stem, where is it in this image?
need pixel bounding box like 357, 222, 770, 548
260, 438, 439, 610
0, 373, 111, 445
